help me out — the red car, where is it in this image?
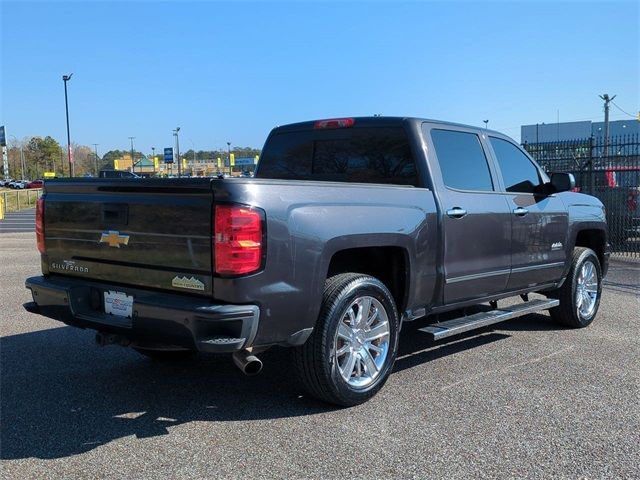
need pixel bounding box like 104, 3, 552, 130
26, 180, 44, 189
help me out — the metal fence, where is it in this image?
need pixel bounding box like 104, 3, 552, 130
523, 134, 640, 258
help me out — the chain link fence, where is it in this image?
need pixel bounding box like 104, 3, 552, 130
523, 134, 640, 258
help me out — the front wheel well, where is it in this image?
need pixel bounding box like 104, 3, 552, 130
326, 247, 409, 312
574, 229, 606, 267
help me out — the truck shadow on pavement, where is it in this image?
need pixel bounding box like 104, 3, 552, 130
1, 312, 561, 460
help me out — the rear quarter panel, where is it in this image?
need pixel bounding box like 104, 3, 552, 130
212, 179, 438, 346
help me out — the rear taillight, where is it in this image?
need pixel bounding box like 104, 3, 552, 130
314, 117, 355, 129
36, 197, 45, 254
214, 204, 264, 276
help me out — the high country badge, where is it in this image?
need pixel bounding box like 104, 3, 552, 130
171, 276, 205, 291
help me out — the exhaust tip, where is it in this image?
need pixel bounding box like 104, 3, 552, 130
243, 358, 263, 376
233, 350, 263, 376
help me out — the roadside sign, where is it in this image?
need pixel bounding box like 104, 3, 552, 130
164, 147, 174, 164
0, 126, 5, 146
43, 172, 56, 178
230, 153, 235, 166
234, 157, 255, 166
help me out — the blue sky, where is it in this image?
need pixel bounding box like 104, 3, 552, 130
1, 1, 638, 154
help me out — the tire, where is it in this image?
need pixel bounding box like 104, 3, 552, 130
133, 346, 196, 361
547, 247, 602, 328
293, 273, 400, 407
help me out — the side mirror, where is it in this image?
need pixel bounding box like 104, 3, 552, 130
550, 172, 575, 193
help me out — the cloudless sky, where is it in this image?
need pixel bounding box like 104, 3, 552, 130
1, 0, 638, 154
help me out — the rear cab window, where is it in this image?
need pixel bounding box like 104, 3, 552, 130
255, 126, 419, 186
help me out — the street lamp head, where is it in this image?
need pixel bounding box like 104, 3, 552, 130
175, 127, 180, 132
63, 73, 73, 81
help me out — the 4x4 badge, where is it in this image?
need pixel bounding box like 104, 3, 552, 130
100, 231, 130, 248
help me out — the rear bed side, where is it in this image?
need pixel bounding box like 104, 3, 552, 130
210, 179, 439, 346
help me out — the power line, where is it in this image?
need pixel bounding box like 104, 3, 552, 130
610, 100, 637, 118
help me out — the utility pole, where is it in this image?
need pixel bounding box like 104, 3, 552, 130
92, 144, 99, 176
151, 147, 156, 175
599, 93, 616, 160
173, 127, 181, 177
129, 137, 136, 173
62, 74, 73, 177
227, 141, 231, 175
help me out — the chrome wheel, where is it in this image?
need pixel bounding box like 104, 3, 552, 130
576, 260, 598, 318
333, 296, 390, 388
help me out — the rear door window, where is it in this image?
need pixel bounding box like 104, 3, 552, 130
256, 127, 419, 186
430, 129, 494, 191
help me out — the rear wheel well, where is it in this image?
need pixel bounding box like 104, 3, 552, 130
327, 247, 409, 311
574, 229, 606, 267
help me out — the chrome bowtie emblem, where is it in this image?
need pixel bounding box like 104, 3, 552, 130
99, 230, 130, 248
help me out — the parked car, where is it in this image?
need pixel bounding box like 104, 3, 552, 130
10, 180, 27, 189
25, 116, 609, 406
26, 180, 44, 189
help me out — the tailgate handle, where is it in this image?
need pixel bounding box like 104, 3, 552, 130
102, 204, 129, 225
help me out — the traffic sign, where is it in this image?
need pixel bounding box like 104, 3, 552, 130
164, 147, 174, 164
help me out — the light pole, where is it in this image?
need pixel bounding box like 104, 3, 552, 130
483, 119, 489, 130
227, 141, 231, 175
151, 146, 156, 175
92, 143, 99, 176
129, 136, 135, 173
62, 73, 73, 177
173, 127, 181, 177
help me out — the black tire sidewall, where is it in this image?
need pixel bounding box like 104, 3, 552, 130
569, 249, 602, 327
322, 278, 400, 404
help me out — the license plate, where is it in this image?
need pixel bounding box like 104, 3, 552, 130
104, 290, 134, 318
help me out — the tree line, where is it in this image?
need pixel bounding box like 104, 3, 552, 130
5, 136, 261, 179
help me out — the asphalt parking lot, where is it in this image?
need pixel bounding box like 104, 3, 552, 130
0, 209, 36, 233
1, 232, 639, 479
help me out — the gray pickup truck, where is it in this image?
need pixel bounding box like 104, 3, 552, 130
25, 117, 609, 406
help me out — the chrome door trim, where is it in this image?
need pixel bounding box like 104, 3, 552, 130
447, 262, 565, 284
511, 262, 565, 273
446, 268, 510, 284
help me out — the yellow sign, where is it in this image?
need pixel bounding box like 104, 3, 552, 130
43, 172, 56, 178
217, 157, 221, 168
255, 155, 259, 164
230, 153, 235, 166
114, 159, 119, 169
154, 157, 159, 169
182, 158, 187, 170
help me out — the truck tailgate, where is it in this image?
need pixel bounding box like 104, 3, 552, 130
42, 179, 214, 296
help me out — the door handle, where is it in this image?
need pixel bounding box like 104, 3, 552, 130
513, 207, 529, 217
446, 207, 467, 219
